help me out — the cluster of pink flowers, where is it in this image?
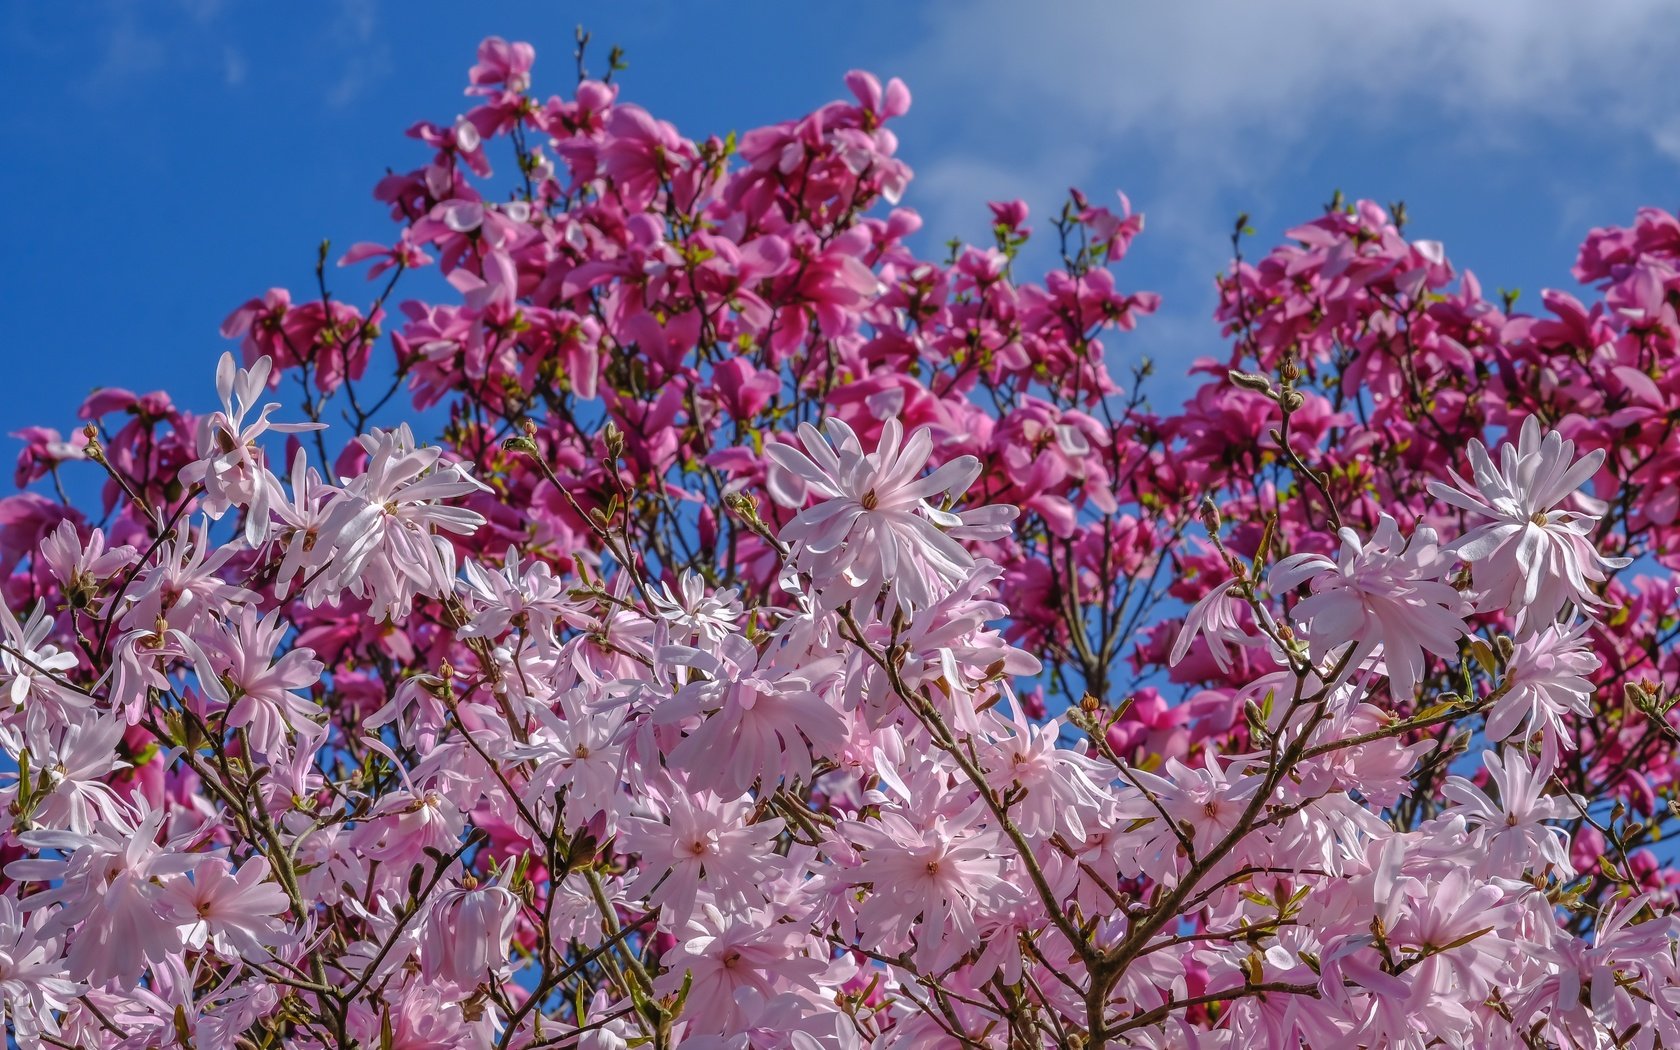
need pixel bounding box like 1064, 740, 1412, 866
0, 33, 1676, 1049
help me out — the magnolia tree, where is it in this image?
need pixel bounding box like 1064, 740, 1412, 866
2, 32, 1679, 1050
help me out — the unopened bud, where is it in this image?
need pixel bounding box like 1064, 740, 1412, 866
1227, 370, 1275, 395
723, 491, 762, 526
1625, 681, 1652, 711
1198, 497, 1222, 535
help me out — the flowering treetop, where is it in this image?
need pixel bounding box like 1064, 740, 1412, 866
0, 30, 1677, 1050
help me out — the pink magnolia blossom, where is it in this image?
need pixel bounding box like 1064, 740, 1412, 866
1440, 749, 1579, 877
157, 855, 292, 960
1489, 617, 1598, 767
1430, 416, 1631, 633
0, 33, 1675, 1050
421, 877, 519, 988
1270, 514, 1467, 699
767, 417, 1013, 613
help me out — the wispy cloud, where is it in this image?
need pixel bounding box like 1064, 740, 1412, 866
222, 44, 247, 87
905, 1, 1680, 167
323, 0, 389, 108
879, 1, 1680, 403
897, 0, 1680, 269
84, 1, 167, 95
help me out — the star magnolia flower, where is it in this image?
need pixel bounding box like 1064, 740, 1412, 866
649, 569, 743, 644
1488, 618, 1598, 769
173, 606, 324, 757
620, 789, 784, 927
35, 519, 136, 609
0, 895, 80, 1049
267, 447, 333, 597
422, 877, 519, 988
458, 545, 582, 647
652, 904, 825, 1035
1440, 749, 1578, 878
766, 417, 1014, 613
1387, 868, 1520, 1001
9, 804, 198, 985
179, 353, 323, 545
979, 704, 1113, 841
0, 602, 84, 713
658, 633, 848, 800
844, 808, 1019, 972
313, 424, 490, 621
8, 713, 130, 835
1119, 756, 1263, 881
1270, 514, 1467, 700
1169, 575, 1267, 672
1429, 416, 1630, 634
516, 687, 629, 834
157, 856, 293, 961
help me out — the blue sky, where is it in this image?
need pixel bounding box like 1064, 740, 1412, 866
5, 0, 1680, 442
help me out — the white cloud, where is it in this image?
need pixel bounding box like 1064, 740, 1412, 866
905, 1, 1680, 159
896, 0, 1680, 264
881, 0, 1680, 393
222, 44, 246, 87
323, 0, 387, 107
85, 2, 167, 93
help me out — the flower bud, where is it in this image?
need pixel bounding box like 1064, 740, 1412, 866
1227, 370, 1275, 396
424, 880, 519, 988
